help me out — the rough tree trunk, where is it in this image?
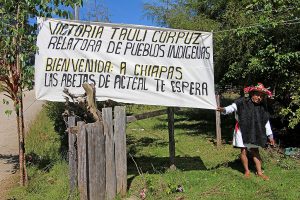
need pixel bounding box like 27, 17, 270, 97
19, 88, 28, 185
16, 51, 27, 185
15, 100, 26, 185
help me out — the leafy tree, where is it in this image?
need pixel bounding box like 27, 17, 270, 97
219, 0, 300, 129
144, 0, 300, 129
0, 0, 82, 186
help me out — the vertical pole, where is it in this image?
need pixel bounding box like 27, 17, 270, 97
114, 106, 127, 196
87, 122, 106, 200
167, 107, 176, 169
103, 108, 117, 200
216, 94, 222, 147
74, 4, 79, 20
77, 122, 88, 200
68, 116, 77, 197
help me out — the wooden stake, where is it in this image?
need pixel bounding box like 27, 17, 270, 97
216, 95, 222, 147
167, 107, 176, 169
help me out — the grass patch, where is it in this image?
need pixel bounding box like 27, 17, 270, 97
126, 106, 300, 200
8, 103, 300, 200
26, 111, 61, 166
10, 162, 75, 200
9, 109, 78, 200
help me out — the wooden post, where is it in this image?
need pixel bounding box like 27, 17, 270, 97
75, 106, 127, 199
216, 94, 222, 147
68, 116, 77, 196
103, 108, 117, 200
167, 107, 176, 169
74, 4, 79, 20
114, 106, 127, 196
77, 122, 88, 200
87, 122, 106, 200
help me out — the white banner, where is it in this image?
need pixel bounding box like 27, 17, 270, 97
35, 18, 216, 109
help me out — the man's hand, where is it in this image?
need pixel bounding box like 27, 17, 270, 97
216, 107, 225, 112
269, 138, 275, 146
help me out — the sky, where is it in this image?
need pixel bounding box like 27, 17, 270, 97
80, 0, 157, 27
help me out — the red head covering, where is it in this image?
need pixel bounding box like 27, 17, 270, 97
244, 83, 273, 98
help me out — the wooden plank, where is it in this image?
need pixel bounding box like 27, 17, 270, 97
68, 116, 77, 196
103, 108, 117, 200
126, 109, 168, 123
216, 94, 222, 147
96, 122, 106, 200
77, 121, 88, 200
167, 107, 176, 169
87, 122, 106, 200
114, 106, 127, 196
86, 124, 93, 200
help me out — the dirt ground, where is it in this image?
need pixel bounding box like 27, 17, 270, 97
0, 90, 44, 199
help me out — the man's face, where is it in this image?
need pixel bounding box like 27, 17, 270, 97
251, 91, 265, 104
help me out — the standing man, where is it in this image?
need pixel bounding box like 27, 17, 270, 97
217, 83, 275, 180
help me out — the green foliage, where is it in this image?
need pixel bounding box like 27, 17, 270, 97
0, 3, 84, 184
280, 80, 300, 128
144, 0, 222, 30
43, 102, 69, 153
0, 0, 83, 98
44, 102, 66, 133
144, 0, 300, 128
44, 100, 124, 152
26, 111, 61, 163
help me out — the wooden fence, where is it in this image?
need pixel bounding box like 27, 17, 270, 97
68, 105, 222, 199
68, 106, 127, 200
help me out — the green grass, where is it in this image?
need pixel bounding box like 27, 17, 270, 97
9, 110, 78, 200
126, 106, 300, 200
26, 111, 61, 163
10, 162, 75, 200
8, 104, 300, 200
